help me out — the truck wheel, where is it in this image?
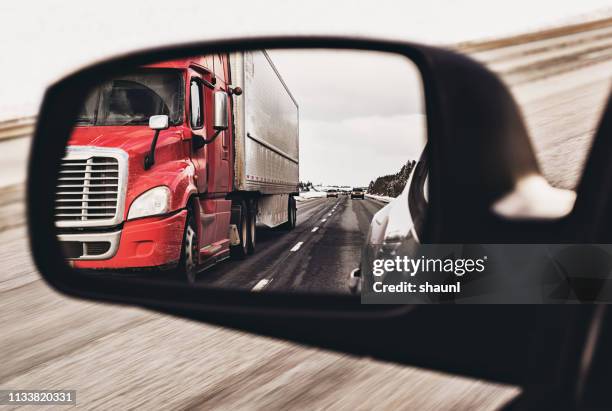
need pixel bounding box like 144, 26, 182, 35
231, 203, 248, 260
247, 210, 256, 255
179, 209, 199, 284
281, 196, 297, 230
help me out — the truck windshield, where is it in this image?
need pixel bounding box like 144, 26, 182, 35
77, 70, 183, 126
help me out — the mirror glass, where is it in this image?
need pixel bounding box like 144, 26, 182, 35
55, 49, 427, 295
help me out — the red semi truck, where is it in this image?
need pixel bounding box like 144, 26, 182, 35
56, 51, 299, 282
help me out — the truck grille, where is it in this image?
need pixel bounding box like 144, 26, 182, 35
61, 241, 111, 259
57, 230, 122, 260
55, 147, 128, 228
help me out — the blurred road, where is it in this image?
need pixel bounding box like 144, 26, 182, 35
1, 18, 611, 410
462, 17, 612, 189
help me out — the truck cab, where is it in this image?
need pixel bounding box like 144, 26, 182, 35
56, 53, 293, 282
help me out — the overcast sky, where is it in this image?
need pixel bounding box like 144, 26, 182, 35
269, 50, 425, 186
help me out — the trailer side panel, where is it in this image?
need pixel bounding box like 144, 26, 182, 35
231, 50, 299, 194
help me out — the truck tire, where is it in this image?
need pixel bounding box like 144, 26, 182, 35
231, 202, 248, 260
178, 208, 199, 284
247, 210, 256, 255
281, 196, 297, 230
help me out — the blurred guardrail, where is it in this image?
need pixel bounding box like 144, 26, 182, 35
0, 117, 36, 142
455, 16, 612, 53
455, 17, 612, 86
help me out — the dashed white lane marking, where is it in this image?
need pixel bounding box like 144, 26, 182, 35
252, 279, 271, 291
311, 227, 319, 232
290, 242, 304, 252
321, 218, 327, 222
327, 213, 333, 216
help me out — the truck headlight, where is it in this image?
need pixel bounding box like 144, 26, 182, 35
127, 186, 171, 220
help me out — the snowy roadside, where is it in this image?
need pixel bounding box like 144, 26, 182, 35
294, 191, 328, 202
296, 192, 396, 203
365, 194, 395, 203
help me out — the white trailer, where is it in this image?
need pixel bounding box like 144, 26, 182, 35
230, 50, 299, 227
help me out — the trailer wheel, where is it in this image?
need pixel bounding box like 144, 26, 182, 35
247, 210, 256, 255
281, 196, 297, 230
231, 202, 248, 260
178, 208, 199, 284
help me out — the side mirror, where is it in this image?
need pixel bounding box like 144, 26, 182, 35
213, 91, 228, 130
144, 114, 170, 169
30, 37, 600, 390
148, 114, 169, 130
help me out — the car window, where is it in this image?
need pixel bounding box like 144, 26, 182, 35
190, 79, 203, 129
77, 70, 183, 126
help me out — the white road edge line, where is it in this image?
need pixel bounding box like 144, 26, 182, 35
252, 279, 271, 292
311, 227, 319, 232
290, 242, 304, 252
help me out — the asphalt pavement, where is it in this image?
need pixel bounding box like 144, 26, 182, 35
192, 196, 384, 293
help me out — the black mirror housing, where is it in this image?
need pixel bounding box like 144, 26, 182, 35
29, 35, 537, 322
27, 36, 579, 385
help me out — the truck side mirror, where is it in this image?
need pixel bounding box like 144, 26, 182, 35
149, 114, 169, 130
144, 115, 170, 169
214, 91, 229, 130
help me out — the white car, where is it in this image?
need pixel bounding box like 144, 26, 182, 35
350, 148, 428, 294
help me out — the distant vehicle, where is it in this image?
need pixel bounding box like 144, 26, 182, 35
350, 187, 365, 199
327, 189, 339, 198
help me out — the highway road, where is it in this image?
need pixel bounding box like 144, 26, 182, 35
189, 196, 383, 292
81, 196, 382, 293
1, 17, 611, 410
